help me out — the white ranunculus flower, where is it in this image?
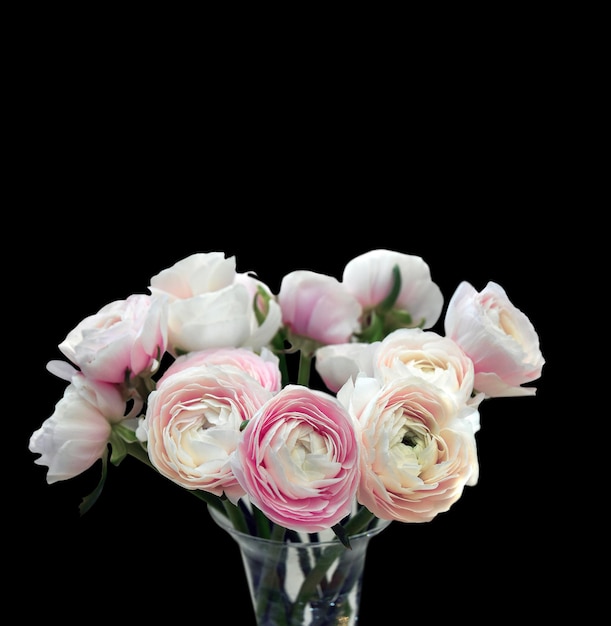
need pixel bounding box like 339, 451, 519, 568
149, 251, 236, 298
314, 341, 379, 393
149, 252, 282, 355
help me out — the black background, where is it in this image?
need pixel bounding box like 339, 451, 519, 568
15, 186, 556, 623
8, 5, 601, 613
7, 37, 573, 616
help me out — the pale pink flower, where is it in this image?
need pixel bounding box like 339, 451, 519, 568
149, 252, 281, 355
277, 270, 362, 351
338, 375, 479, 523
342, 249, 444, 330
57, 293, 168, 384
231, 384, 360, 533
29, 374, 131, 483
139, 364, 273, 503
157, 346, 282, 393
371, 328, 477, 407
444, 281, 545, 398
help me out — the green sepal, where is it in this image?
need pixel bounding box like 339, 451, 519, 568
108, 430, 128, 466
113, 422, 139, 444
385, 308, 414, 330
332, 523, 352, 549
109, 423, 141, 465
356, 310, 385, 343
377, 265, 402, 313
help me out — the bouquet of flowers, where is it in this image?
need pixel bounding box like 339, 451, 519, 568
29, 249, 545, 625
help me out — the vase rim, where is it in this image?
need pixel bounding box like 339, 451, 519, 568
208, 504, 391, 547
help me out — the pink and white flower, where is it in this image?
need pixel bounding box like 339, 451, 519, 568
338, 375, 479, 523
277, 270, 362, 352
139, 363, 274, 503
444, 281, 545, 398
157, 346, 282, 393
369, 328, 477, 406
231, 384, 360, 533
29, 373, 133, 483
57, 293, 168, 384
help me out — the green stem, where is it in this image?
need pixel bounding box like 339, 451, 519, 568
343, 506, 376, 535
271, 329, 290, 387
297, 351, 312, 386
188, 490, 225, 513
289, 507, 378, 623
222, 499, 250, 534
290, 543, 346, 622
255, 523, 289, 625
252, 503, 272, 539
126, 441, 155, 469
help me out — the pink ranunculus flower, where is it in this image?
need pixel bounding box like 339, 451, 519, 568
157, 346, 282, 393
138, 364, 274, 503
444, 281, 545, 398
231, 384, 361, 533
337, 375, 479, 523
57, 293, 168, 385
29, 374, 132, 483
342, 249, 444, 330
277, 270, 362, 353
149, 252, 282, 356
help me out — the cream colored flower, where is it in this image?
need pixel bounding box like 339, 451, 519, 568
338, 374, 479, 523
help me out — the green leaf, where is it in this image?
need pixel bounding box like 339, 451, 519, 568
222, 498, 251, 534
253, 503, 272, 539
79, 452, 108, 516
332, 523, 352, 549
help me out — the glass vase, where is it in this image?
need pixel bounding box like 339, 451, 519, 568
209, 506, 390, 625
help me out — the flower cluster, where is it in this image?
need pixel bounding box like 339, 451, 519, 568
30, 250, 545, 541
